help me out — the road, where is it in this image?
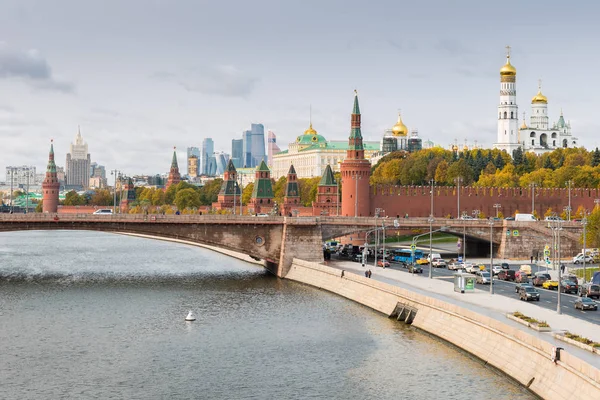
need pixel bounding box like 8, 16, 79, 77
339, 254, 600, 325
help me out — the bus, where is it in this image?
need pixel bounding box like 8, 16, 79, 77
393, 249, 424, 263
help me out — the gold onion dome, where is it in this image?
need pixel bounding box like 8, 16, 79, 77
304, 123, 317, 135
531, 90, 548, 104
500, 57, 516, 76
391, 113, 408, 137
520, 120, 527, 129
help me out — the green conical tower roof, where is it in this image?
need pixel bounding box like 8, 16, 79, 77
352, 91, 360, 114
46, 140, 57, 173
226, 159, 237, 173
256, 159, 269, 172
288, 164, 296, 175
171, 148, 178, 169
319, 164, 337, 186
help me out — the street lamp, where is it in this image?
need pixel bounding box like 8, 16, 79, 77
412, 226, 448, 275
8, 167, 15, 213
548, 216, 564, 314
566, 180, 572, 221
428, 216, 434, 279
454, 176, 463, 219
530, 183, 536, 215
563, 206, 571, 221
493, 203, 501, 218
111, 169, 120, 214
489, 219, 494, 295
582, 215, 588, 284
25, 167, 34, 214
352, 175, 362, 217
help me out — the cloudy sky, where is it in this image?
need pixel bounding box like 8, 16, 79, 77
1, 0, 599, 177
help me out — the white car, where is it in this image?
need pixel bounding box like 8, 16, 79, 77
464, 264, 479, 274
492, 265, 504, 276
431, 258, 447, 268
93, 209, 113, 215
476, 271, 491, 284
448, 262, 465, 271
573, 255, 593, 264
460, 216, 475, 220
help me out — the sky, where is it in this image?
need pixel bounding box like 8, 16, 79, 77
1, 0, 600, 177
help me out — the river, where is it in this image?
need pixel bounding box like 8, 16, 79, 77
0, 231, 534, 399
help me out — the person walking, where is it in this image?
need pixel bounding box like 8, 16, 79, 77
368, 270, 372, 278
530, 256, 534, 264
365, 270, 369, 278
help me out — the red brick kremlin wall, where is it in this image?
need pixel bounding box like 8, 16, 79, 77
370, 186, 600, 218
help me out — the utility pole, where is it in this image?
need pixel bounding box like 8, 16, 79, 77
111, 169, 120, 214
489, 219, 494, 294
429, 179, 435, 279
493, 203, 501, 218
567, 180, 572, 221
582, 215, 588, 284
9, 167, 14, 213
455, 176, 462, 219
530, 183, 536, 215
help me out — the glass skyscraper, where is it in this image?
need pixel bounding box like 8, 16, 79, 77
231, 139, 243, 168
250, 123, 266, 168
201, 139, 214, 175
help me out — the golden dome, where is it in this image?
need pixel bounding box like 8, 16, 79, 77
531, 90, 548, 104
304, 123, 317, 135
391, 113, 408, 137
500, 57, 517, 76
520, 120, 527, 129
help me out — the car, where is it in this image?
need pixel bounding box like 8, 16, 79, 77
464, 264, 479, 274
426, 253, 442, 262
476, 271, 491, 284
501, 262, 510, 270
500, 270, 516, 281
544, 216, 563, 221
408, 264, 423, 274
448, 262, 464, 271
496, 270, 507, 280
579, 283, 600, 299
377, 260, 390, 268
542, 280, 559, 290
515, 281, 533, 293
504, 217, 515, 221
491, 265, 504, 276
93, 209, 113, 215
519, 265, 532, 277
255, 213, 270, 217
574, 297, 598, 311
416, 258, 430, 265
573, 255, 594, 264
351, 254, 363, 263
431, 258, 447, 268
514, 271, 529, 283
460, 215, 475, 220
520, 286, 541, 301
532, 275, 547, 287
560, 280, 579, 294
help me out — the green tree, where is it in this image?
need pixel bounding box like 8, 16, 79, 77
434, 160, 449, 185
592, 148, 600, 167
63, 190, 85, 206
446, 159, 474, 185
151, 189, 166, 205
174, 188, 201, 210
198, 179, 223, 205
35, 200, 43, 212
242, 182, 254, 205
272, 176, 287, 205
90, 189, 112, 206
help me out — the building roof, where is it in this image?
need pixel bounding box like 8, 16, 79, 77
256, 160, 270, 172
287, 164, 296, 175
319, 164, 337, 186
171, 149, 179, 169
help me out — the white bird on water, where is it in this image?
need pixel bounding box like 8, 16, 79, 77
185, 310, 196, 321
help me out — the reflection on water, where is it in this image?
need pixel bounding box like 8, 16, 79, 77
0, 231, 534, 399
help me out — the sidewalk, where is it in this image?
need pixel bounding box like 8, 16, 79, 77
328, 259, 600, 367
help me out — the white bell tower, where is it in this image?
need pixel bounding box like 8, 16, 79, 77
494, 46, 520, 154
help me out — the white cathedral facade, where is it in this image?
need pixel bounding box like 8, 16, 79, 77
494, 48, 577, 155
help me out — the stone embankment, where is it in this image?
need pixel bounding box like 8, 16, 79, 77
285, 259, 600, 400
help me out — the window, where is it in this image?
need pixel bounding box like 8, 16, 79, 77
503, 112, 507, 119
510, 112, 514, 119
532, 140, 535, 145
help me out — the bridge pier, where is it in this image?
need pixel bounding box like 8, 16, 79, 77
274, 218, 324, 278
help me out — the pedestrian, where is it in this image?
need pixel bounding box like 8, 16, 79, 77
561, 264, 565, 273
368, 270, 372, 278
341, 270, 345, 278
530, 256, 533, 264
365, 270, 369, 278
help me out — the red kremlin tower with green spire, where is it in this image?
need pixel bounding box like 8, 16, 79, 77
42, 140, 60, 213
166, 147, 181, 189
282, 164, 300, 216
312, 164, 339, 216
340, 91, 371, 217
213, 159, 241, 211
250, 160, 274, 214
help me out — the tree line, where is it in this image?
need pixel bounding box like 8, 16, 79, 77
371, 147, 600, 188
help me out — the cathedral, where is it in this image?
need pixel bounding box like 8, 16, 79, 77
494, 47, 578, 155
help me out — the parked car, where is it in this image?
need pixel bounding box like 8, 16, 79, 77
431, 258, 447, 268
460, 215, 475, 220
377, 260, 390, 268
574, 297, 598, 311
408, 264, 423, 274
504, 217, 515, 221
476, 271, 491, 284
542, 280, 559, 290
579, 283, 600, 299
515, 282, 533, 293
560, 280, 579, 294
93, 209, 113, 215
519, 287, 541, 301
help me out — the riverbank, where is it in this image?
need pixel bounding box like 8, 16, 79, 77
285, 259, 600, 400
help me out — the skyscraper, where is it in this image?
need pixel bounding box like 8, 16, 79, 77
267, 130, 281, 167
187, 147, 200, 176
214, 152, 231, 175
250, 123, 266, 168
65, 127, 91, 190
242, 130, 252, 168
231, 139, 243, 168
201, 138, 214, 175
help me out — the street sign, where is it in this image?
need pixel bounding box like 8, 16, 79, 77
457, 239, 461, 249
545, 257, 551, 265
393, 219, 399, 228
506, 229, 511, 236
512, 230, 519, 237
458, 256, 463, 262
410, 244, 416, 251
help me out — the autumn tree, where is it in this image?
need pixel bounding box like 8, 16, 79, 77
175, 188, 201, 210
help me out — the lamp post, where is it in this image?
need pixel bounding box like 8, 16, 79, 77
8, 167, 15, 213
489, 219, 494, 294
582, 215, 588, 284
548, 216, 564, 314
493, 203, 501, 218
352, 175, 362, 217
563, 206, 571, 222
374, 208, 384, 268
454, 176, 463, 219
428, 216, 434, 279
530, 183, 536, 215
25, 167, 33, 214
566, 180, 572, 221
463, 223, 466, 264
336, 178, 340, 216
111, 169, 120, 214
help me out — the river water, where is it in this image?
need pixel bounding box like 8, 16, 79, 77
0, 231, 534, 399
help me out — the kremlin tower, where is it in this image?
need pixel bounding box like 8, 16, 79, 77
340, 91, 371, 217
283, 164, 300, 216
494, 46, 520, 154
166, 147, 181, 189
42, 140, 60, 213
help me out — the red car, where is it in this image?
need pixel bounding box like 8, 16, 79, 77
377, 260, 390, 268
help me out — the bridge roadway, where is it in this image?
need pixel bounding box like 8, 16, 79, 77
0, 214, 583, 275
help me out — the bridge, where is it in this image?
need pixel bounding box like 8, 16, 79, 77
0, 214, 583, 276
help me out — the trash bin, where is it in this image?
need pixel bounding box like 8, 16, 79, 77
454, 272, 476, 294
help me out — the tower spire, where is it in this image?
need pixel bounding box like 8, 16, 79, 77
42, 139, 60, 213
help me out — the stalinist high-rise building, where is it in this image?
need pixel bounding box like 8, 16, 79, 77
65, 127, 91, 189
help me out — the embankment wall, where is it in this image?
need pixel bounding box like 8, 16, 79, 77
285, 259, 600, 400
